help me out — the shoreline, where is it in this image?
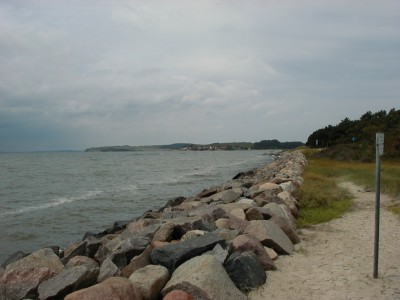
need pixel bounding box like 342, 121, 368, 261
1, 150, 307, 300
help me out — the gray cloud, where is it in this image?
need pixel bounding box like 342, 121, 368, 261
0, 0, 399, 151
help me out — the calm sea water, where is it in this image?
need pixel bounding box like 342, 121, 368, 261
0, 150, 274, 263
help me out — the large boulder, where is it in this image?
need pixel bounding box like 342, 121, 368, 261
253, 192, 286, 207
159, 216, 216, 239
65, 256, 99, 270
227, 213, 250, 232
277, 191, 299, 217
97, 258, 120, 283
152, 223, 175, 242
129, 265, 170, 300
162, 255, 246, 300
121, 244, 154, 278
245, 207, 272, 221
5, 248, 63, 275
244, 220, 294, 255
203, 188, 243, 204
62, 241, 88, 264
224, 251, 266, 291
64, 277, 142, 300
150, 233, 224, 272
187, 204, 228, 221
231, 234, 276, 270
38, 265, 99, 300
258, 182, 281, 194
0, 267, 56, 300
264, 203, 300, 244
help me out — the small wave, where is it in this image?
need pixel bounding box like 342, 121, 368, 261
0, 190, 103, 217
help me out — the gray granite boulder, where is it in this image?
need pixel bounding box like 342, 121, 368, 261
162, 255, 246, 300
5, 248, 64, 275
129, 264, 170, 300
264, 203, 300, 244
38, 265, 99, 300
65, 256, 99, 270
150, 232, 224, 272
64, 277, 143, 300
121, 244, 154, 278
97, 257, 120, 283
0, 267, 56, 300
203, 188, 243, 204
244, 220, 294, 255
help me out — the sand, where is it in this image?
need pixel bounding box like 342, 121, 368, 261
249, 181, 400, 300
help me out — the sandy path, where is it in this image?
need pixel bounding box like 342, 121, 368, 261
249, 182, 400, 300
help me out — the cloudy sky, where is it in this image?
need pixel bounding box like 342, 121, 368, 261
0, 0, 399, 151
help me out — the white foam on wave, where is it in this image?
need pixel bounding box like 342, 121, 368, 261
0, 190, 104, 217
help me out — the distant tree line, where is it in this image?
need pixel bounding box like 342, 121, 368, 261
252, 139, 304, 150
306, 108, 400, 158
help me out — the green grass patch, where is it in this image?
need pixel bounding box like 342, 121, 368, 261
295, 163, 353, 227
296, 153, 400, 226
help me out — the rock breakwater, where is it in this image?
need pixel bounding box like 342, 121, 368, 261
0, 150, 307, 300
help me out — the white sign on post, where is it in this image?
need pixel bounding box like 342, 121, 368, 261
376, 133, 384, 156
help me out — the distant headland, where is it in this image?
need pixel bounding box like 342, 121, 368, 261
84, 140, 304, 152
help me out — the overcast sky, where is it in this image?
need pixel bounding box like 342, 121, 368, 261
0, 0, 399, 151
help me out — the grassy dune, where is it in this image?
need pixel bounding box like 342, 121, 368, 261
296, 150, 400, 227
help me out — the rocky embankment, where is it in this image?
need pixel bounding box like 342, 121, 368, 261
0, 151, 307, 300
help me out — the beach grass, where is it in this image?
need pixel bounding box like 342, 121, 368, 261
295, 154, 400, 227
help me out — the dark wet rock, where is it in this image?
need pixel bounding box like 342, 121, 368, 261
0, 267, 56, 300
244, 220, 294, 255
85, 236, 103, 259
231, 234, 276, 270
158, 197, 187, 212
129, 264, 170, 300
197, 186, 219, 198
64, 277, 143, 300
162, 255, 246, 300
224, 251, 266, 291
165, 216, 216, 238
245, 207, 272, 221
38, 265, 99, 300
150, 232, 224, 272
62, 241, 88, 264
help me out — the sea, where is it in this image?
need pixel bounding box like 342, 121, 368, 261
0, 150, 275, 263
